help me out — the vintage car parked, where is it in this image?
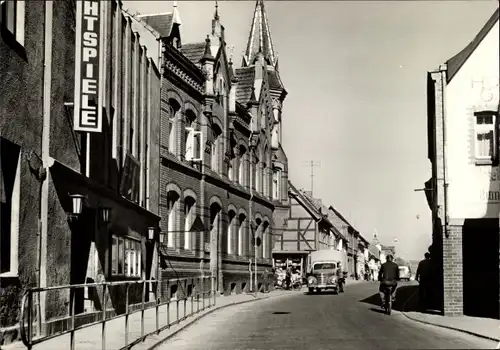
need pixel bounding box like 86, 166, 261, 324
306, 250, 345, 294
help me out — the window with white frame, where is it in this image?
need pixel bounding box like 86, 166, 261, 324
238, 146, 247, 186
111, 235, 141, 278
474, 112, 498, 163
262, 163, 268, 196
184, 196, 195, 250
272, 168, 281, 200
238, 213, 246, 256
184, 110, 197, 160
0, 0, 25, 46
227, 210, 236, 255
211, 125, 222, 172
167, 191, 180, 248
168, 100, 180, 154
0, 137, 21, 277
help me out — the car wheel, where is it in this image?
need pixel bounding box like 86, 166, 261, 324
308, 287, 314, 294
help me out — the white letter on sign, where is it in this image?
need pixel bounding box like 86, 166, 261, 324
83, 47, 97, 62
83, 1, 99, 17
81, 110, 97, 126
82, 79, 97, 94
83, 32, 98, 47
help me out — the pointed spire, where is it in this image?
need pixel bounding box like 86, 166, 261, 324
214, 0, 219, 20
172, 0, 182, 25
202, 35, 214, 61
243, 0, 277, 67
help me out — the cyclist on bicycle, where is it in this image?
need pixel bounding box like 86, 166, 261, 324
378, 254, 400, 308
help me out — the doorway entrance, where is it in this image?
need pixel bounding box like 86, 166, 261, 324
463, 218, 499, 319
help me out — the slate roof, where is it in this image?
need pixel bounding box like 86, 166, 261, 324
267, 70, 285, 91
299, 190, 347, 241
138, 13, 174, 38
180, 42, 206, 65
446, 8, 499, 83
235, 67, 256, 104
368, 245, 380, 260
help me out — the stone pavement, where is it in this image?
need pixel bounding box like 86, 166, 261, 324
2, 289, 295, 350
403, 311, 500, 342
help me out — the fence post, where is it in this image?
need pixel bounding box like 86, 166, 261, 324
27, 291, 33, 347
176, 280, 179, 323
190, 278, 194, 315
102, 284, 107, 350
155, 280, 160, 335
141, 280, 146, 340
166, 279, 170, 327
183, 279, 187, 319
70, 288, 76, 350
125, 284, 130, 347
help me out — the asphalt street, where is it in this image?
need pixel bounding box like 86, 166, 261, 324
159, 281, 497, 350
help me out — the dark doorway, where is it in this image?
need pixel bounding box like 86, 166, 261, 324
463, 218, 499, 319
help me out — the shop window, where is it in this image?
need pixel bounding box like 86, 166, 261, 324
0, 0, 25, 46
111, 235, 141, 278
0, 137, 21, 277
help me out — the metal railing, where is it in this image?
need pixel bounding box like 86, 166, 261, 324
20, 276, 216, 350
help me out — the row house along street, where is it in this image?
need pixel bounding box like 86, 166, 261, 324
1, 0, 499, 349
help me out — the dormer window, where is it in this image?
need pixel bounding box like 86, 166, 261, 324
172, 37, 180, 49
474, 111, 498, 165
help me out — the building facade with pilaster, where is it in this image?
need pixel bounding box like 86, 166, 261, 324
1, 0, 161, 345
138, 0, 289, 295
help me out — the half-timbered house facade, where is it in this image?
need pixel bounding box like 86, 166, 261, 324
272, 182, 346, 274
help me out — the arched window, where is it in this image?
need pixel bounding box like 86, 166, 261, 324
184, 196, 196, 250
227, 210, 236, 255
238, 146, 247, 186
262, 162, 268, 196
253, 156, 259, 191
167, 190, 180, 248
168, 99, 181, 154
211, 124, 222, 173
255, 218, 262, 259
272, 167, 281, 200
262, 222, 270, 259
209, 202, 222, 252
184, 110, 197, 160
228, 136, 237, 181
238, 213, 246, 256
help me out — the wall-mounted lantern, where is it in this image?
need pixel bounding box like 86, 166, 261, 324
68, 193, 86, 217
159, 230, 165, 244
99, 206, 112, 225
148, 227, 156, 241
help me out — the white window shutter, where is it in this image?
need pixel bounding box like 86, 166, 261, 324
185, 128, 194, 160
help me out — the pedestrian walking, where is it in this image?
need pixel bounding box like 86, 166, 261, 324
416, 252, 432, 311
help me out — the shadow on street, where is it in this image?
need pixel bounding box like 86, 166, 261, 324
360, 284, 442, 315
304, 291, 339, 296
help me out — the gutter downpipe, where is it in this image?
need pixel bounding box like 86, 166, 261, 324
439, 64, 449, 240
38, 0, 54, 336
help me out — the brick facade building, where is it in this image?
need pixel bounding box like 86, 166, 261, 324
1, 1, 161, 345
138, 0, 289, 295
426, 9, 499, 318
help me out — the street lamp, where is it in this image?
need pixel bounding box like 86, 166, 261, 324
69, 193, 86, 216
98, 206, 112, 225
148, 227, 156, 241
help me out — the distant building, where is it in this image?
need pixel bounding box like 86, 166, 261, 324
425, 9, 499, 318
272, 183, 343, 274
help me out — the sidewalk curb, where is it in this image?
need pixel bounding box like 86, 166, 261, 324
147, 291, 295, 350
401, 312, 500, 343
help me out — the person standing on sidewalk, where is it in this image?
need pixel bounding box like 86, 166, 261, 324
416, 252, 432, 311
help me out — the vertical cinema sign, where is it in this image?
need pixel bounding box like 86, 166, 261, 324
74, 0, 103, 132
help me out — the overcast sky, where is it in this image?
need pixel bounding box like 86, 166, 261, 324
125, 0, 499, 260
